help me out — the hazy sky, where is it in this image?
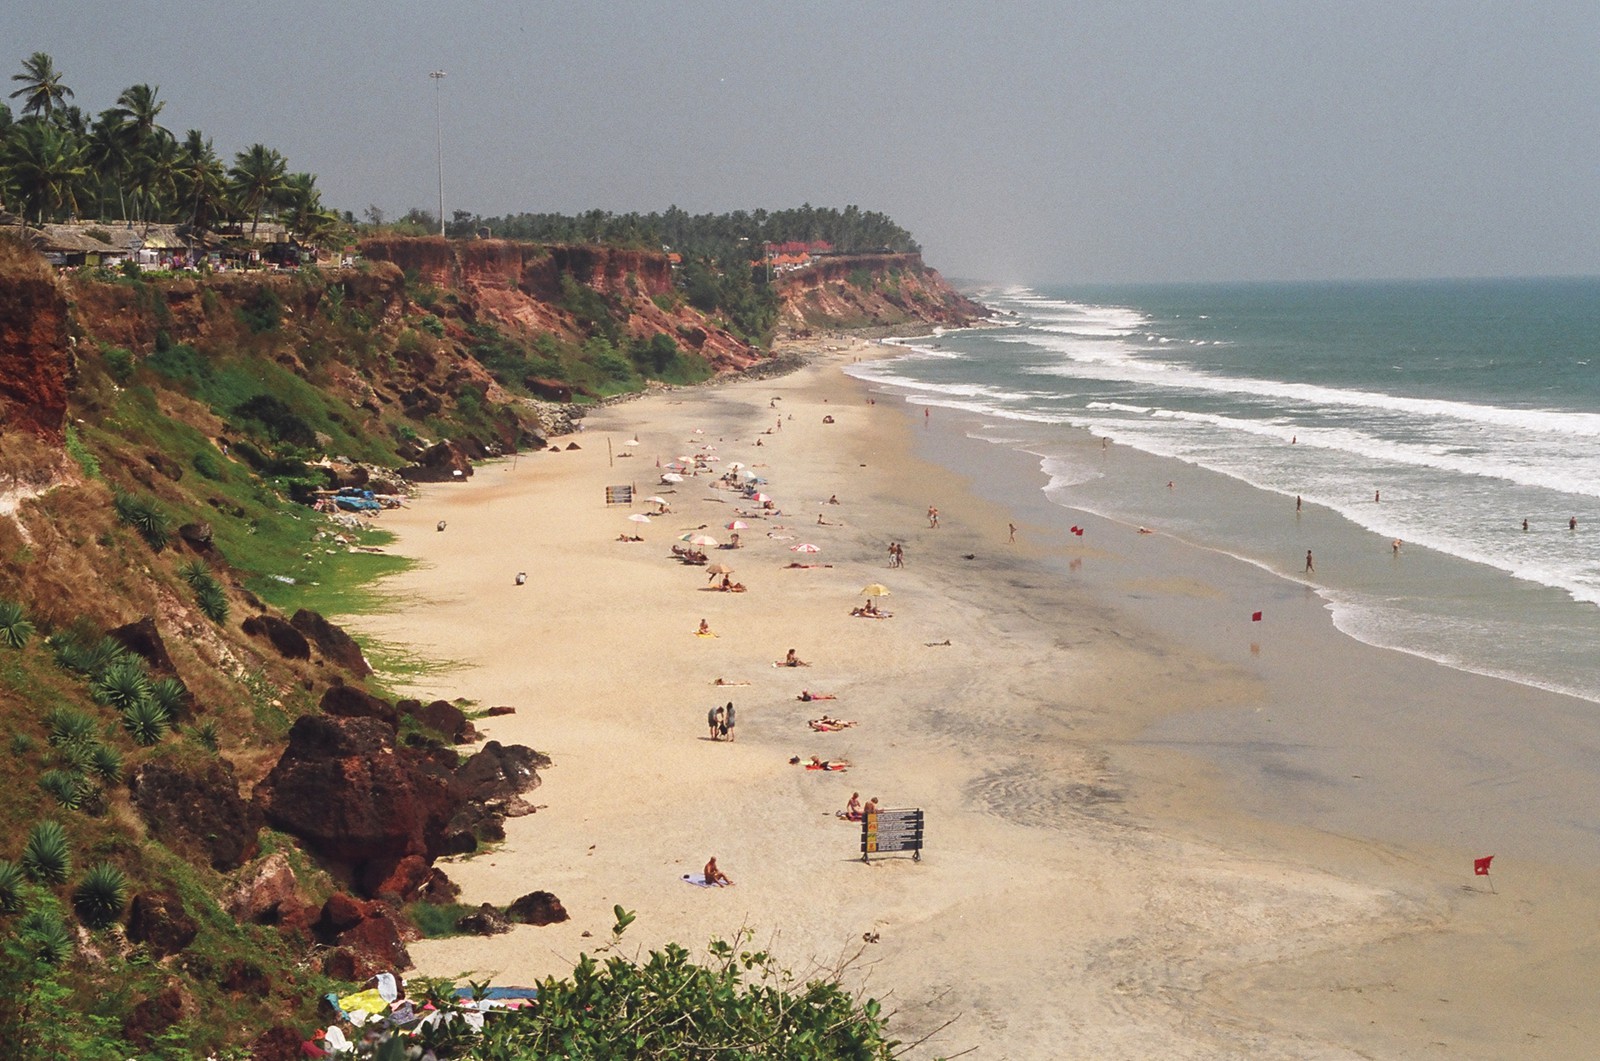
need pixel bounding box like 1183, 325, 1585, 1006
6, 2, 1598, 284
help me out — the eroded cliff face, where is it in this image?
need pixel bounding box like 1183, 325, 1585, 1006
775, 253, 990, 334
0, 241, 73, 440
361, 237, 764, 373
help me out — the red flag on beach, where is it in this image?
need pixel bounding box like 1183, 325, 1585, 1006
1251, 611, 1263, 622
1474, 855, 1494, 876
1072, 527, 1084, 537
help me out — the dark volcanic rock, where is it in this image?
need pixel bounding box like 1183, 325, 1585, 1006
108, 617, 178, 675
456, 903, 512, 936
400, 439, 473, 482
455, 741, 550, 803
291, 608, 373, 676
127, 890, 199, 958
315, 894, 413, 978
319, 683, 397, 727
253, 715, 459, 868
178, 521, 214, 552
507, 890, 569, 926
130, 758, 261, 871
241, 614, 311, 660
412, 698, 473, 743
123, 984, 185, 1049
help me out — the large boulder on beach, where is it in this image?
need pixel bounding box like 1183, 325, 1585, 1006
291, 609, 373, 676
319, 683, 398, 728
507, 890, 569, 926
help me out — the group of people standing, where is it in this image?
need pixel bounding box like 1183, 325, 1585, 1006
707, 701, 736, 741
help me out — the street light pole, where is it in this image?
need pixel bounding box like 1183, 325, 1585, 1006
429, 70, 446, 238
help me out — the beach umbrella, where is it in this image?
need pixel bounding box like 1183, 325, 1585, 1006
703, 455, 721, 462
628, 514, 652, 524
644, 495, 667, 504
707, 563, 735, 575
682, 533, 719, 547
728, 462, 745, 470
860, 583, 891, 597
660, 473, 684, 483
725, 520, 749, 530
624, 438, 641, 446
752, 492, 773, 503
790, 543, 821, 553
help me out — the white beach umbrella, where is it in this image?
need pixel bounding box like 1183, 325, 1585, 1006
628, 514, 652, 523
728, 462, 745, 471
660, 473, 684, 483
682, 533, 720, 547
624, 438, 641, 446
644, 496, 668, 504
790, 543, 821, 553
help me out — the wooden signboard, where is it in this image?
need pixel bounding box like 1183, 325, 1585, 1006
861, 808, 924, 862
604, 484, 634, 506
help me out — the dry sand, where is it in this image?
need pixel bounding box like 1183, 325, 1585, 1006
349, 340, 1600, 1059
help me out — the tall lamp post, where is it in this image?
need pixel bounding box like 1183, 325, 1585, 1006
429, 70, 447, 237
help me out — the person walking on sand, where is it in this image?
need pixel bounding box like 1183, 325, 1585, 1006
1296, 495, 1302, 512
928, 506, 939, 529
1008, 522, 1017, 543
708, 704, 724, 741
1304, 550, 1315, 573
1392, 539, 1402, 556
722, 701, 736, 742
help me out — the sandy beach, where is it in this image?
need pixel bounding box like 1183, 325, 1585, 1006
349, 339, 1600, 1059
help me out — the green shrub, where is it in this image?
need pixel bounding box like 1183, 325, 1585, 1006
17, 908, 73, 965
406, 901, 477, 938
21, 821, 71, 885
72, 863, 128, 929
239, 286, 283, 333
194, 582, 229, 623
38, 770, 89, 811
0, 599, 35, 649
86, 744, 122, 785
191, 449, 223, 480
120, 699, 170, 746
50, 634, 127, 677
64, 425, 100, 479
9, 732, 33, 756
418, 314, 445, 337
148, 677, 187, 719
112, 492, 171, 550
147, 341, 208, 385
92, 658, 151, 712
44, 707, 99, 747
100, 346, 135, 384
0, 860, 22, 914
187, 720, 219, 753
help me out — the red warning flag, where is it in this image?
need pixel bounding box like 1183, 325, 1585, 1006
1251, 611, 1263, 622
1474, 855, 1495, 876
1073, 527, 1084, 537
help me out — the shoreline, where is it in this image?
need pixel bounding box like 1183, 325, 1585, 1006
346, 339, 1600, 1058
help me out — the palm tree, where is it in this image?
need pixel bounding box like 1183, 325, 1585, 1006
278, 171, 341, 247
228, 143, 286, 239
176, 130, 226, 233
8, 120, 87, 222
86, 109, 132, 221
9, 52, 73, 122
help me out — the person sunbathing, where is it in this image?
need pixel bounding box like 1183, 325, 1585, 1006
790, 755, 850, 771
845, 793, 862, 820
704, 856, 733, 887
697, 620, 717, 637
809, 716, 856, 731
781, 649, 810, 667
797, 690, 836, 701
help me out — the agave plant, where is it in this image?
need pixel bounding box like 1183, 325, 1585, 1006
0, 599, 35, 649
87, 743, 123, 784
21, 820, 71, 885
72, 861, 128, 929
93, 657, 151, 711
178, 559, 213, 590
38, 769, 89, 811
44, 706, 99, 747
148, 676, 188, 718
120, 698, 170, 746
194, 581, 230, 623
113, 491, 171, 550
187, 719, 220, 753
50, 634, 127, 676
18, 908, 74, 965
0, 860, 24, 914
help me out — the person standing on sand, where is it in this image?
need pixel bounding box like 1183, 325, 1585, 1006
708, 704, 723, 741
1296, 495, 1302, 512
1571, 516, 1579, 531
722, 701, 736, 742
1008, 522, 1017, 543
1304, 550, 1315, 573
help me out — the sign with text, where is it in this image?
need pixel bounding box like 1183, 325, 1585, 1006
604, 484, 634, 506
861, 808, 924, 862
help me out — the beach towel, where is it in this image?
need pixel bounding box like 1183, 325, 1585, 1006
696, 631, 719, 638
682, 873, 716, 887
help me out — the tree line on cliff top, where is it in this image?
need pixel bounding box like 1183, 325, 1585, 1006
0, 51, 339, 243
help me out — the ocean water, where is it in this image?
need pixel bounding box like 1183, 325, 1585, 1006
848, 278, 1600, 705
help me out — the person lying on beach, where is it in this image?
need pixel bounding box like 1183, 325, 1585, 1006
817, 514, 840, 525
791, 756, 851, 771
850, 603, 893, 618
797, 690, 836, 701
780, 649, 810, 667
616, 534, 644, 542
784, 562, 833, 569
704, 856, 733, 887
714, 677, 751, 686
809, 716, 856, 731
